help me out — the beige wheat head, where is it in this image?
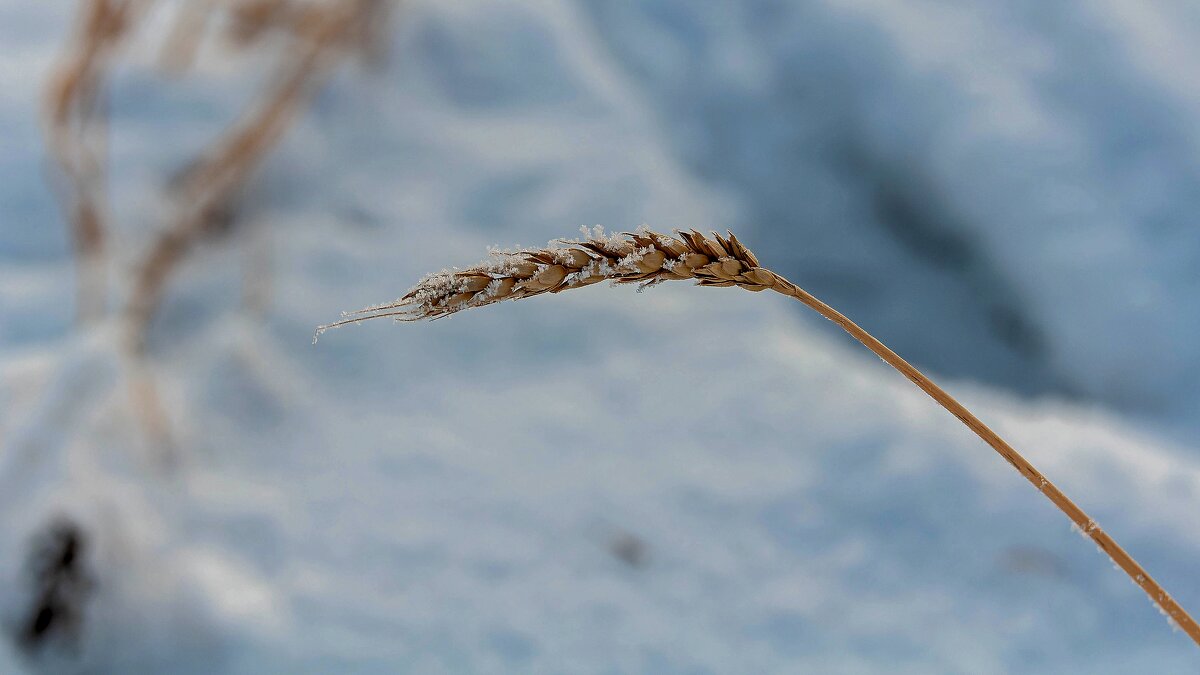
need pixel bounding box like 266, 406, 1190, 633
316, 227, 792, 334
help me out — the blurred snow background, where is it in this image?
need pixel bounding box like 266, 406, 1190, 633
2, 0, 1200, 672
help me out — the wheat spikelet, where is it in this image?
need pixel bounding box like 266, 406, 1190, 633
319, 226, 1200, 650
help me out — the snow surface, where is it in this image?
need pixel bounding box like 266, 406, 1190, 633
3, 0, 1200, 673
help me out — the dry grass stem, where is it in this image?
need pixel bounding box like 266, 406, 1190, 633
44, 0, 154, 322
126, 0, 387, 350
320, 227, 1200, 649
43, 0, 395, 453
46, 0, 391, 347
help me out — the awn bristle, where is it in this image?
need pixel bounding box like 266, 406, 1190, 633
317, 225, 1200, 650
316, 227, 786, 332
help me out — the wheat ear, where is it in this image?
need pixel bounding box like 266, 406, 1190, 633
318, 226, 1200, 647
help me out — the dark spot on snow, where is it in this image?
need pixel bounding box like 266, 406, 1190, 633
999, 545, 1069, 580
609, 530, 650, 568
12, 517, 94, 654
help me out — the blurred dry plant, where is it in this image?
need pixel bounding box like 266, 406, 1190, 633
45, 0, 153, 323
43, 0, 395, 448
127, 0, 394, 349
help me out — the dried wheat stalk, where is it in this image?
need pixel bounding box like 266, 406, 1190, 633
319, 226, 1200, 648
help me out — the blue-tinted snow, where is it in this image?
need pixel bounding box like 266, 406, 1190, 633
2, 0, 1200, 672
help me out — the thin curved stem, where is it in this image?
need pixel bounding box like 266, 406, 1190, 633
768, 271, 1200, 647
